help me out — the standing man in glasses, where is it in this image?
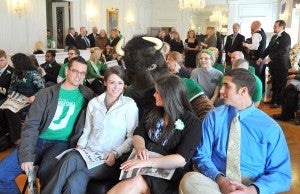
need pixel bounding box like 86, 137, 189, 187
0, 56, 95, 193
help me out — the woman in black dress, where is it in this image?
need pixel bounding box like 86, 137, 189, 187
184, 30, 199, 71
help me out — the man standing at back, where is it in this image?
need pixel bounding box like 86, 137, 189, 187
257, 20, 291, 108
0, 56, 94, 193
224, 23, 245, 67
76, 27, 91, 50
65, 27, 77, 50
87, 27, 99, 48
243, 21, 266, 80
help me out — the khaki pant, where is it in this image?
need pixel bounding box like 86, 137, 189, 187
179, 172, 222, 194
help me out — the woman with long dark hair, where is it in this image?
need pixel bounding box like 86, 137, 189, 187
108, 74, 202, 194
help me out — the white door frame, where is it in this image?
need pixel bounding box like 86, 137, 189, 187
52, 2, 70, 48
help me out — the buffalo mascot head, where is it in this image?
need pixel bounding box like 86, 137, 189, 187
116, 35, 213, 120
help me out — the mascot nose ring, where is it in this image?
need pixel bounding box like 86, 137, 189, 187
148, 64, 157, 71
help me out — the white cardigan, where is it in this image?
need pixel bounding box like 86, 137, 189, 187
77, 93, 139, 157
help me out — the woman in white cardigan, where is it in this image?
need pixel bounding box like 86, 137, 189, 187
42, 66, 139, 194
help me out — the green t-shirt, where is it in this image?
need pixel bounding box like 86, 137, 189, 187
252, 74, 263, 102
39, 87, 85, 141
58, 62, 68, 80
213, 63, 225, 74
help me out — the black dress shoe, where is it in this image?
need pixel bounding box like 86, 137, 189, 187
273, 114, 290, 121
270, 103, 280, 108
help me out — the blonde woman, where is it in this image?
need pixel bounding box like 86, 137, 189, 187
33, 41, 44, 54
106, 28, 121, 55
200, 27, 217, 49
86, 47, 108, 94
191, 49, 223, 105
170, 31, 184, 53
166, 51, 190, 78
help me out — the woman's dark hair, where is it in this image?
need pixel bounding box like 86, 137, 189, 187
104, 65, 125, 82
28, 55, 39, 68
11, 53, 37, 79
146, 74, 193, 143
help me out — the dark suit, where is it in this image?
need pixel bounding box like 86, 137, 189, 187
65, 34, 76, 48
164, 34, 172, 44
40, 60, 61, 85
87, 33, 98, 48
261, 31, 291, 104
75, 35, 90, 49
0, 65, 13, 102
224, 33, 245, 65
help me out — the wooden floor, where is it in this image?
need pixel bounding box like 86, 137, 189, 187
0, 103, 299, 193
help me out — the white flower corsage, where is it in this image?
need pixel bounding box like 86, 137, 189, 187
7, 70, 11, 74
174, 119, 185, 131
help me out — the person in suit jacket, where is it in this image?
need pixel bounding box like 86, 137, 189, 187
0, 50, 13, 104
224, 23, 245, 67
39, 50, 61, 87
87, 27, 99, 48
257, 20, 291, 108
65, 27, 77, 50
164, 27, 173, 44
75, 27, 91, 50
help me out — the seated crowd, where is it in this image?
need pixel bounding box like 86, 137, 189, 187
0, 20, 296, 194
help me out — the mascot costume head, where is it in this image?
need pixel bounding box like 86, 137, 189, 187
116, 35, 213, 120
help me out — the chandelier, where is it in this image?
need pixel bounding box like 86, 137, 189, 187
210, 10, 227, 31
12, 0, 29, 17
178, 0, 206, 10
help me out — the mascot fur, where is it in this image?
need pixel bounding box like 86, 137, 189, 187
116, 35, 213, 120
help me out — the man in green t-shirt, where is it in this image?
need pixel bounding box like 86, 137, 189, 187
0, 56, 95, 193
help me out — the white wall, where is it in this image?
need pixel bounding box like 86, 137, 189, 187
1, 0, 298, 55
1, 0, 47, 55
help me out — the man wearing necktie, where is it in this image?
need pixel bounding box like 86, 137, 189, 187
75, 26, 91, 49
224, 23, 245, 67
257, 20, 291, 108
180, 68, 292, 194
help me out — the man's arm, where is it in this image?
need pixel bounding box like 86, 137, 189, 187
251, 124, 292, 193
192, 112, 223, 181
243, 33, 261, 51
18, 90, 48, 165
